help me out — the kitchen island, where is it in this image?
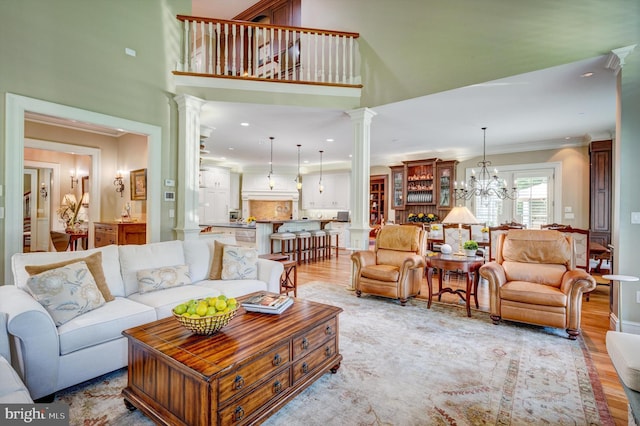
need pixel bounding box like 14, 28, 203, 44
204, 220, 347, 255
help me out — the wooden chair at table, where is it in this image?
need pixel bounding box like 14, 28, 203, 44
50, 231, 71, 252
541, 223, 569, 230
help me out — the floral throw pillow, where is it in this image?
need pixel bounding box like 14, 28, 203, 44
137, 265, 191, 294
221, 246, 258, 280
25, 261, 106, 326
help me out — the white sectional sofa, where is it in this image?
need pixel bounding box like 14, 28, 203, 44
0, 239, 284, 401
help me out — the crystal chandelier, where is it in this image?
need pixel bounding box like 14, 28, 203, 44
453, 127, 516, 204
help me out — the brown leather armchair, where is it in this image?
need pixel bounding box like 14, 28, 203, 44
351, 225, 427, 305
479, 229, 596, 339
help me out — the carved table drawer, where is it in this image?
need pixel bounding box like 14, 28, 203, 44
292, 317, 337, 359
218, 368, 291, 425
292, 337, 337, 383
218, 342, 290, 403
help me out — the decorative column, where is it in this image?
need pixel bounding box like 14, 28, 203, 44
174, 94, 206, 240
607, 44, 638, 330
347, 107, 377, 250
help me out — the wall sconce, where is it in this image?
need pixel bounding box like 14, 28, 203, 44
70, 169, 78, 189
114, 170, 125, 197
40, 182, 48, 200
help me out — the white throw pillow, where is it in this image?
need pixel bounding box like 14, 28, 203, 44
25, 261, 106, 326
136, 264, 191, 294
221, 246, 258, 280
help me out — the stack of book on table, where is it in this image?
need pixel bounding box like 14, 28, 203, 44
241, 292, 293, 314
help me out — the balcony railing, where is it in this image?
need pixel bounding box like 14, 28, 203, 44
175, 15, 361, 87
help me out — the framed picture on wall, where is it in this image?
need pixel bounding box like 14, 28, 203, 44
130, 168, 147, 200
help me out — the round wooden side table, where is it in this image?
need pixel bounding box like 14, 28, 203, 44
603, 274, 639, 332
425, 253, 484, 317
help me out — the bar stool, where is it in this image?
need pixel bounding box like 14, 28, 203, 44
295, 231, 312, 264
270, 232, 296, 261
310, 229, 327, 261
325, 228, 340, 259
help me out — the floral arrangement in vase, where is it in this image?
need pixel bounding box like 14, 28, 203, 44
57, 194, 82, 231
246, 216, 257, 224
407, 212, 439, 223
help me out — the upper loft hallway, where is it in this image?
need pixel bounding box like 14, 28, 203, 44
173, 14, 363, 111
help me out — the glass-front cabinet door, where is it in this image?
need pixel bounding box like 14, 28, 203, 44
390, 166, 405, 210
436, 160, 458, 211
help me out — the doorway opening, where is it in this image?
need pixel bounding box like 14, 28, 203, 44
4, 93, 162, 285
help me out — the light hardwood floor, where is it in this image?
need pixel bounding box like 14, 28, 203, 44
294, 250, 629, 426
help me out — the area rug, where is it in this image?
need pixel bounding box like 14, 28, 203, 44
54, 281, 613, 425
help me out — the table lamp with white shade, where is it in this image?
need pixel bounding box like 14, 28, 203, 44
441, 205, 479, 256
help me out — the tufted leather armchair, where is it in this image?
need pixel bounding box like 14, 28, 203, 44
351, 225, 427, 306
479, 229, 596, 339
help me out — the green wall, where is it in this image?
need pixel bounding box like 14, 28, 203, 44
302, 0, 640, 107
617, 54, 640, 325
0, 0, 190, 280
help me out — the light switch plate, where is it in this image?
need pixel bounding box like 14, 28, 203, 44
632, 212, 640, 224
564, 212, 575, 219
164, 179, 175, 187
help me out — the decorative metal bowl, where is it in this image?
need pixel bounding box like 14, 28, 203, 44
173, 307, 238, 335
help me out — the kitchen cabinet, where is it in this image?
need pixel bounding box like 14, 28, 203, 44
405, 159, 436, 205
392, 158, 457, 223
390, 166, 405, 210
199, 167, 230, 189
589, 140, 612, 247
199, 166, 230, 224
199, 188, 229, 225
369, 175, 386, 225
302, 172, 350, 210
436, 160, 458, 211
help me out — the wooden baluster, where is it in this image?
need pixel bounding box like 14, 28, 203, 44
247, 26, 252, 76
277, 28, 282, 80
269, 27, 274, 79
231, 24, 237, 76
191, 20, 197, 72
215, 22, 221, 75
239, 24, 244, 77
223, 23, 229, 75
199, 20, 205, 73
182, 20, 189, 72
349, 36, 354, 84
207, 22, 213, 74
284, 30, 289, 80
320, 33, 325, 82
341, 35, 346, 84
307, 31, 312, 82
328, 33, 332, 83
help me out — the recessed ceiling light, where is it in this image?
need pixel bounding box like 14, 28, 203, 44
565, 136, 571, 140
304, 160, 309, 164
240, 122, 249, 127
349, 154, 353, 158
581, 72, 594, 78
326, 138, 334, 142
228, 147, 234, 150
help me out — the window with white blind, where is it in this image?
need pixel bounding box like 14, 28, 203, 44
467, 163, 560, 229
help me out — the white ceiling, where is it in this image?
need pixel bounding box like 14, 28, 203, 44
198, 54, 616, 171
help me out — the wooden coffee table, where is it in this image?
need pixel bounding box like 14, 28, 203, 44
122, 294, 342, 426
